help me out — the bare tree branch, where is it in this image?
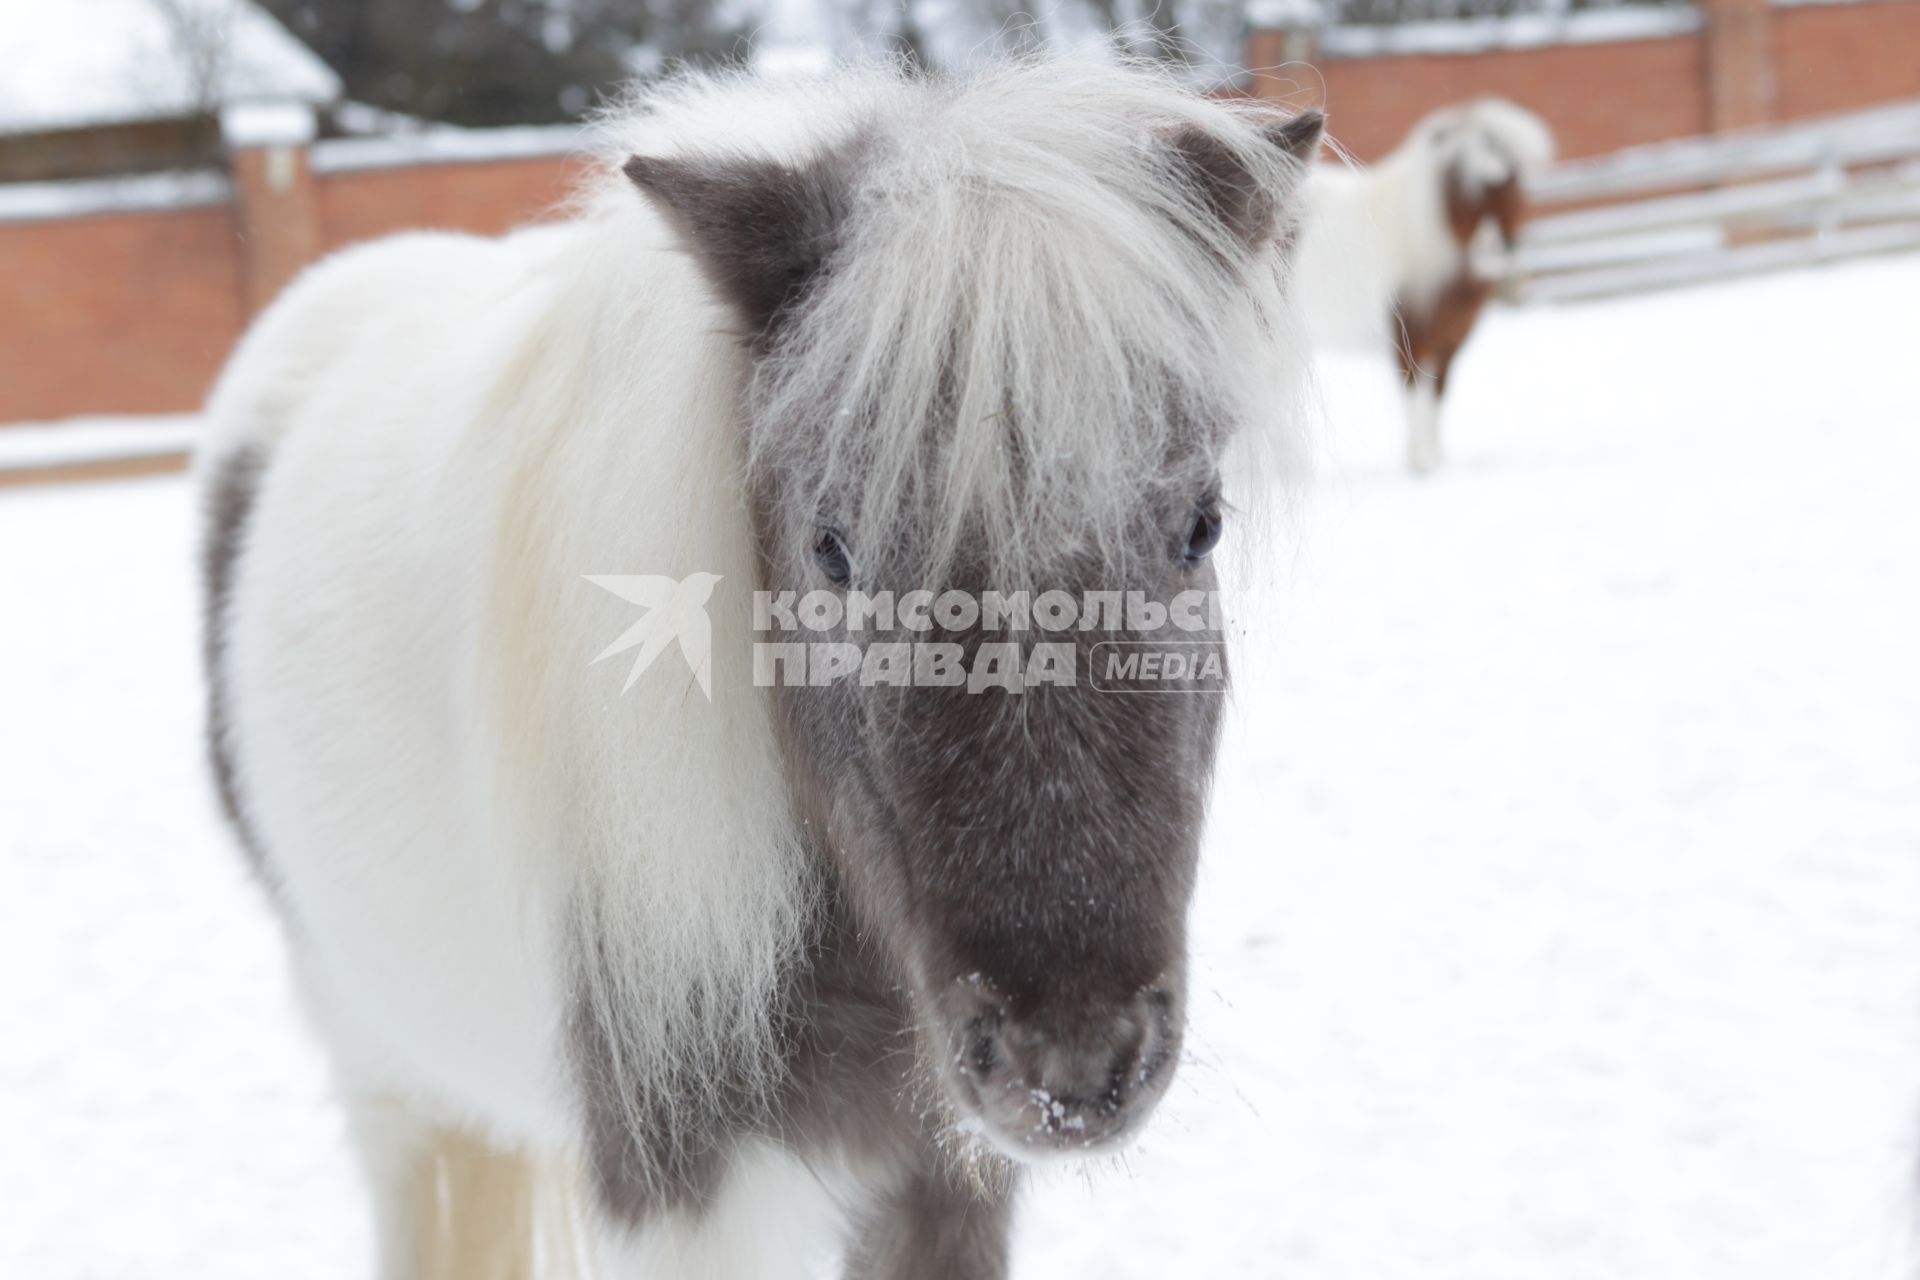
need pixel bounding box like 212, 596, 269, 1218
152, 0, 236, 118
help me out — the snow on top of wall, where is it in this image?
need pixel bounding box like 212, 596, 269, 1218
308, 123, 585, 175
1315, 6, 1703, 56
1247, 3, 1705, 56
0, 0, 340, 133
1246, 0, 1328, 26
0, 415, 200, 470
0, 170, 230, 224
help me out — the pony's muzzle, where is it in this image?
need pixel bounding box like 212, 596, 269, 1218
944, 981, 1180, 1158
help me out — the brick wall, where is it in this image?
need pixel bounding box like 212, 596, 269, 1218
1251, 0, 1920, 163
0, 204, 246, 422
2, 0, 1917, 426
1250, 30, 1712, 160
1773, 0, 1920, 120
0, 153, 574, 423
315, 154, 578, 251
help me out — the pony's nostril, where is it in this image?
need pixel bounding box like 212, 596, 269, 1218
967, 1021, 1000, 1077
1133, 988, 1177, 1086
953, 998, 1009, 1081
944, 975, 1012, 1083
1105, 1046, 1137, 1099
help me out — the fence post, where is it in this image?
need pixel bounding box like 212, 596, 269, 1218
223, 101, 322, 317
1243, 17, 1324, 108
1813, 140, 1845, 254
1701, 0, 1775, 136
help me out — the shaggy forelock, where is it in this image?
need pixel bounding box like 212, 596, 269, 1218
599, 54, 1314, 582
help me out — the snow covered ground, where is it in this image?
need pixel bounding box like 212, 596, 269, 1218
3, 254, 1918, 1278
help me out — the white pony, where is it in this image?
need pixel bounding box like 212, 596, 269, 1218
197, 55, 1322, 1278
1293, 99, 1554, 473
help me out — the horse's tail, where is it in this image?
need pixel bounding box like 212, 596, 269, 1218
411, 1127, 596, 1280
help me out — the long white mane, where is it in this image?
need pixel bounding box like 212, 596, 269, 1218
591, 55, 1315, 579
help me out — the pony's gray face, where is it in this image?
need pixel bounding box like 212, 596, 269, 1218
625, 103, 1321, 1158
756, 493, 1228, 1156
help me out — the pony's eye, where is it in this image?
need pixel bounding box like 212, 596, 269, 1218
813, 527, 853, 586
1183, 504, 1223, 564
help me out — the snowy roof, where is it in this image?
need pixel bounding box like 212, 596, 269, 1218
0, 0, 340, 133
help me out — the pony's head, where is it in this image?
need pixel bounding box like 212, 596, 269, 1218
621, 58, 1320, 1160
1411, 98, 1555, 251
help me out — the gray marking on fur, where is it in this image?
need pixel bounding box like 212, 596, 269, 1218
201, 444, 275, 894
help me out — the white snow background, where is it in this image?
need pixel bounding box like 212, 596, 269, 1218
3, 254, 1918, 1277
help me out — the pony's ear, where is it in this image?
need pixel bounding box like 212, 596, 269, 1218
623, 150, 852, 345
1170, 109, 1325, 249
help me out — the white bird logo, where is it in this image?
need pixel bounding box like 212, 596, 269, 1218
584, 573, 723, 699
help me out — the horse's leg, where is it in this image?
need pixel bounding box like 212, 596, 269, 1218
1427, 344, 1467, 472
339, 1090, 443, 1279
294, 954, 555, 1280
1406, 371, 1442, 476
1419, 277, 1493, 475
777, 921, 1017, 1279
844, 1167, 1014, 1280
595, 1141, 845, 1279
1390, 303, 1441, 477
283, 952, 440, 1277
342, 1093, 569, 1280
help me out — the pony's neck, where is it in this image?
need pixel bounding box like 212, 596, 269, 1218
476, 189, 816, 1176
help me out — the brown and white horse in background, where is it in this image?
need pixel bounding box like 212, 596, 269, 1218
1294, 100, 1554, 474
